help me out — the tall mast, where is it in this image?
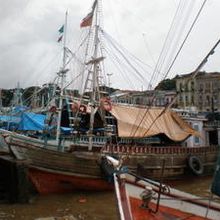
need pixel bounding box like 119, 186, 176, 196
88, 0, 100, 151
56, 11, 68, 144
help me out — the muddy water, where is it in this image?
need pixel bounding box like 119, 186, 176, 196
0, 176, 217, 220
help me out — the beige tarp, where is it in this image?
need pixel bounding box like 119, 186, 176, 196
110, 104, 198, 142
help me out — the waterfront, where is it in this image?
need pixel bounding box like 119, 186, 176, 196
0, 175, 218, 220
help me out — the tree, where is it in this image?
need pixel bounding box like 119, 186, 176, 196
2, 89, 13, 106
155, 78, 176, 90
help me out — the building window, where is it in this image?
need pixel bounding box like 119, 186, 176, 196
205, 82, 210, 92
185, 83, 189, 92
191, 96, 194, 105
198, 95, 202, 104
199, 83, 203, 91
206, 95, 210, 106
179, 83, 182, 92
213, 82, 218, 91
185, 96, 188, 104
191, 81, 194, 91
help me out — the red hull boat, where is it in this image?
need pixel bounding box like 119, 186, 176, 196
28, 167, 113, 194
4, 133, 113, 194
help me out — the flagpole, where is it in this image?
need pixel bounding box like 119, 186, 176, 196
63, 11, 68, 68
56, 11, 68, 147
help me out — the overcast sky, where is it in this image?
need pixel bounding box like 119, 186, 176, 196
1, 0, 220, 90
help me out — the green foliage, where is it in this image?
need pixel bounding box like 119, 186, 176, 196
23, 86, 40, 106
2, 89, 13, 106
155, 78, 176, 90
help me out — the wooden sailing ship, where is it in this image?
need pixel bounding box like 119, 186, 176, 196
2, 0, 220, 195
4, 132, 113, 194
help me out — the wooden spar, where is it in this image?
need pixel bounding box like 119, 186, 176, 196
192, 38, 220, 79
89, 0, 99, 151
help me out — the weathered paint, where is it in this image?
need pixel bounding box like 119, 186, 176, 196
28, 167, 113, 194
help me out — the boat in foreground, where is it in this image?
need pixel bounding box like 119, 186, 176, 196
114, 172, 220, 220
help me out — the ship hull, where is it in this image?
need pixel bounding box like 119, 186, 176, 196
3, 131, 219, 194
6, 133, 112, 194
102, 144, 219, 179
28, 167, 113, 194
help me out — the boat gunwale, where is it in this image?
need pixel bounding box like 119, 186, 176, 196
116, 173, 220, 213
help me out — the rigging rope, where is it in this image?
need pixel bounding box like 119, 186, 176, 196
102, 30, 151, 87
163, 0, 208, 80
148, 0, 185, 89
128, 0, 185, 137
129, 0, 208, 138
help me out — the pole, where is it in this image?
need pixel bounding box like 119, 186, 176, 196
153, 159, 165, 213
88, 1, 98, 151
56, 11, 68, 147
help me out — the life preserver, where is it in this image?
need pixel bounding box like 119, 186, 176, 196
187, 155, 204, 175
79, 104, 87, 113
100, 97, 112, 111
71, 102, 79, 113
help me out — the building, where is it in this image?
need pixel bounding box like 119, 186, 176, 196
176, 72, 220, 112
110, 90, 176, 107
173, 108, 207, 147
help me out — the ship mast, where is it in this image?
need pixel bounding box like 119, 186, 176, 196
56, 11, 68, 145
88, 0, 102, 151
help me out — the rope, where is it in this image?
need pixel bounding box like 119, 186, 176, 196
163, 0, 208, 80
128, 0, 209, 138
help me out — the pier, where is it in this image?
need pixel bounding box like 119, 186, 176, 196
0, 152, 31, 203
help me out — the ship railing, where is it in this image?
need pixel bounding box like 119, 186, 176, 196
102, 144, 219, 154
72, 136, 108, 145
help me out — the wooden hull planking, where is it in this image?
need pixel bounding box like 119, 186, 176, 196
28, 167, 113, 194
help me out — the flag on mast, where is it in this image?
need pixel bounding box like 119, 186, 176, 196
57, 24, 64, 42
80, 12, 93, 28
57, 35, 63, 43
80, 0, 97, 28
58, 25, 64, 33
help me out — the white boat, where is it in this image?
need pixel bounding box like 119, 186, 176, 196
114, 171, 220, 220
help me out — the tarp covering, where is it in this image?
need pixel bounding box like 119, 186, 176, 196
18, 112, 46, 131
110, 104, 197, 141
0, 115, 20, 123
12, 105, 29, 114
18, 112, 71, 132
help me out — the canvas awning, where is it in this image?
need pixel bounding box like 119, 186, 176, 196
110, 104, 198, 142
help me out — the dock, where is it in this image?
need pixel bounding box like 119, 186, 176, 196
0, 150, 32, 203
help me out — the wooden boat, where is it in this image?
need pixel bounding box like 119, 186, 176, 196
4, 132, 113, 194
3, 116, 218, 195
102, 143, 219, 179
2, 0, 220, 195
114, 172, 220, 220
